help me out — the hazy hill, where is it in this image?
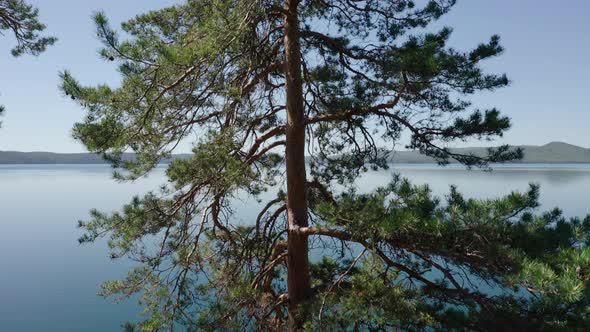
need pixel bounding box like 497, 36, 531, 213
0, 142, 589, 164
388, 142, 590, 163
0, 151, 190, 164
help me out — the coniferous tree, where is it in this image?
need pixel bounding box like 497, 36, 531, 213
0, 0, 55, 125
61, 1, 590, 331
0, 0, 55, 56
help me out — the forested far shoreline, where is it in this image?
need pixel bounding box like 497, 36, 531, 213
1, 141, 589, 164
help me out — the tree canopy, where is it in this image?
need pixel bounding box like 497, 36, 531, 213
0, 0, 55, 56
61, 1, 590, 331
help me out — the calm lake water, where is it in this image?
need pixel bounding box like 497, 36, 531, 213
1, 164, 589, 331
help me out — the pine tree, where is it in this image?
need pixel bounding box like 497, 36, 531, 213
0, 0, 56, 125
61, 1, 590, 331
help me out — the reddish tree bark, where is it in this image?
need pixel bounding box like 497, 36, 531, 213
283, 0, 311, 330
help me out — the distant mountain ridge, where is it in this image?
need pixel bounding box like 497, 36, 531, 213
0, 142, 589, 164
388, 142, 590, 164
0, 151, 191, 164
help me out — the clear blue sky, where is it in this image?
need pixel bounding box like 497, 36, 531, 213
0, 0, 588, 152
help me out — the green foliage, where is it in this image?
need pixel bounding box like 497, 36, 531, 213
61, 0, 589, 330
166, 130, 261, 194
0, 0, 56, 56
310, 180, 590, 330
306, 257, 434, 331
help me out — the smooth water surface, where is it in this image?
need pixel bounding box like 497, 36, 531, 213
1, 164, 589, 331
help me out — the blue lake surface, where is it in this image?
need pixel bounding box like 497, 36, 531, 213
1, 164, 589, 331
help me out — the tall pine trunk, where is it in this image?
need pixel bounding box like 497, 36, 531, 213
283, 0, 311, 330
